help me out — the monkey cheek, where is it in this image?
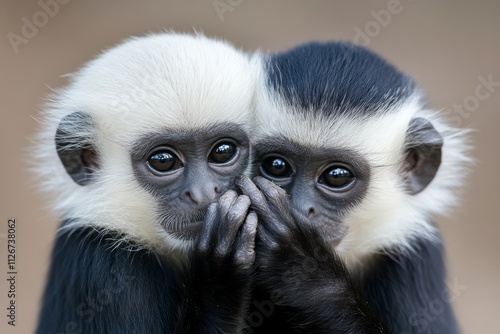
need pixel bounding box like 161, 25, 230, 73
316, 221, 348, 248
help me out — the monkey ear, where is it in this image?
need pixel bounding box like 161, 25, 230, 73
55, 112, 99, 186
402, 117, 443, 195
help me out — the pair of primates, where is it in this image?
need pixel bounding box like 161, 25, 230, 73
36, 33, 468, 333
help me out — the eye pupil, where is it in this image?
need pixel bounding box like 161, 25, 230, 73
261, 157, 292, 178
148, 151, 181, 173
271, 159, 286, 173
209, 143, 236, 163
321, 167, 354, 188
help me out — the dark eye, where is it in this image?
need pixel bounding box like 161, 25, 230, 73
261, 156, 293, 178
209, 142, 237, 164
147, 150, 182, 173
319, 166, 354, 189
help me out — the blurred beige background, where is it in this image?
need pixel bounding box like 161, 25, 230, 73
0, 1, 499, 333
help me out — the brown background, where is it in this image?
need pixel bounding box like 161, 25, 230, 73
1, 1, 499, 333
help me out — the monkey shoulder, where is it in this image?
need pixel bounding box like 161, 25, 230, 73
37, 225, 181, 334
361, 235, 460, 334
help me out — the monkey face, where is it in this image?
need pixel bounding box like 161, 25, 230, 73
253, 138, 370, 246
131, 123, 250, 240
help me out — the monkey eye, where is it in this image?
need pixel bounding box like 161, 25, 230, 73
319, 165, 355, 189
260, 156, 293, 178
209, 142, 237, 164
147, 150, 183, 173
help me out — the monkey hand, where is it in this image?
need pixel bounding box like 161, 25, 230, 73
195, 189, 257, 271
236, 175, 387, 333
183, 189, 257, 332
235, 175, 340, 280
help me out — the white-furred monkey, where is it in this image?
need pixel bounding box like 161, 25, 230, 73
35, 33, 259, 334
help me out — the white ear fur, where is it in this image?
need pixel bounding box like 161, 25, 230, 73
33, 32, 258, 256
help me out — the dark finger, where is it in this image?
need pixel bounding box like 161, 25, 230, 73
253, 176, 289, 210
253, 176, 287, 197
215, 195, 251, 257
234, 211, 258, 269
235, 175, 271, 214
253, 176, 293, 234
198, 203, 218, 253
217, 189, 238, 215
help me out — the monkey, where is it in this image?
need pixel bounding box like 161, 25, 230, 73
35, 33, 259, 334
238, 41, 469, 333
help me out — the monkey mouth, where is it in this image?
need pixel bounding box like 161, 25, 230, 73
292, 208, 347, 246
324, 234, 345, 248
159, 209, 207, 240
312, 219, 348, 248
290, 209, 347, 248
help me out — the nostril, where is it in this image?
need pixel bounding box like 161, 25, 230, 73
184, 191, 198, 205
214, 185, 222, 194
307, 207, 316, 218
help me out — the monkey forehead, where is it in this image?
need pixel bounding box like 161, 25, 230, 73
55, 33, 256, 137
254, 90, 422, 159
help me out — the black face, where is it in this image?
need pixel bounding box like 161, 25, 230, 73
255, 137, 370, 244
131, 123, 250, 240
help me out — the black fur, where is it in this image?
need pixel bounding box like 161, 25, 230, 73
266, 41, 415, 116
246, 231, 460, 334
37, 224, 251, 334
247, 226, 386, 334
37, 227, 178, 333
362, 234, 460, 334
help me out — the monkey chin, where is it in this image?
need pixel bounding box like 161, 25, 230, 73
315, 222, 348, 249
168, 221, 204, 241
317, 233, 344, 249
159, 209, 206, 241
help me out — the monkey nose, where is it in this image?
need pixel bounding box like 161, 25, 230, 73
182, 185, 220, 207
307, 207, 317, 218
182, 191, 198, 205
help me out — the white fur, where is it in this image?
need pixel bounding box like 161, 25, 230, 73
254, 57, 471, 270
34, 32, 258, 256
